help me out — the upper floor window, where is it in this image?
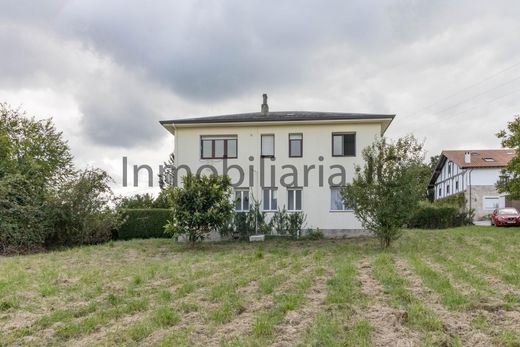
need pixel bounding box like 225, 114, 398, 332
287, 188, 302, 211
200, 135, 237, 159
234, 189, 250, 212
262, 188, 278, 211
447, 162, 452, 175
261, 134, 275, 157
289, 133, 303, 157
332, 133, 356, 157
330, 187, 350, 211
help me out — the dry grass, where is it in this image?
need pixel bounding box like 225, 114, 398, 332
1, 226, 520, 346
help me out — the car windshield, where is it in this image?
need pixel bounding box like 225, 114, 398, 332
498, 208, 519, 215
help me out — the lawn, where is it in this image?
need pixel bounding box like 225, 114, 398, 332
1, 226, 520, 346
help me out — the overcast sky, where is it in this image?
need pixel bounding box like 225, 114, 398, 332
1, 0, 519, 195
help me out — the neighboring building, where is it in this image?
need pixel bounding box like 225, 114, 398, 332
160, 94, 394, 237
428, 149, 515, 219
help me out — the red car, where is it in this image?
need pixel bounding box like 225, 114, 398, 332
491, 208, 520, 227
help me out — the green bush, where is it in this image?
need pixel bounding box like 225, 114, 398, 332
118, 209, 171, 240
408, 203, 473, 229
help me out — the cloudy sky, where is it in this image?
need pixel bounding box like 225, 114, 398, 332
1, 0, 519, 195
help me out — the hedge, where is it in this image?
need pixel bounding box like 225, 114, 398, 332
118, 209, 171, 240
408, 205, 473, 229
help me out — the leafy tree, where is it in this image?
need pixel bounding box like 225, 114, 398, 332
341, 135, 426, 248
164, 174, 234, 246
120, 193, 156, 209
158, 153, 176, 189
0, 104, 75, 252
46, 169, 124, 246
0, 103, 74, 186
496, 116, 520, 199
0, 174, 47, 253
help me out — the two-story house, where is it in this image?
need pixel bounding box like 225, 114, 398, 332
160, 95, 394, 237
428, 149, 515, 219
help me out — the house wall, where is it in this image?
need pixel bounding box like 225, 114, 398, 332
464, 185, 505, 220
433, 160, 507, 220
433, 160, 467, 199
172, 121, 383, 233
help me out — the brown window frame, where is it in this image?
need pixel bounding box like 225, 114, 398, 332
288, 133, 303, 158
200, 135, 238, 159
331, 132, 356, 157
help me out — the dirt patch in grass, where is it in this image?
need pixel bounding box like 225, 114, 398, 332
394, 258, 493, 347
270, 272, 330, 347
357, 258, 421, 347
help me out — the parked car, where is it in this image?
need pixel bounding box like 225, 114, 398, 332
491, 208, 520, 227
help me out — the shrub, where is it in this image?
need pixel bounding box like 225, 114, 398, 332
220, 200, 271, 240
118, 209, 171, 239
301, 228, 324, 240
408, 202, 473, 229
165, 174, 234, 245
269, 207, 307, 239
46, 169, 124, 246
0, 174, 48, 253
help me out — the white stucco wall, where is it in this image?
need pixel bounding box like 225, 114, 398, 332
170, 121, 384, 231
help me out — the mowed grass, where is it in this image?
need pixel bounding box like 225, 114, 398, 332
1, 226, 520, 346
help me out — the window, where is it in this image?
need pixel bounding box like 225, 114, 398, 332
234, 189, 250, 212
287, 188, 302, 211
438, 187, 442, 197
262, 188, 278, 211
289, 133, 303, 157
332, 133, 356, 156
446, 184, 450, 194
482, 157, 495, 162
455, 180, 459, 191
200, 135, 237, 159
483, 197, 499, 210
447, 162, 452, 175
330, 187, 350, 211
261, 134, 275, 157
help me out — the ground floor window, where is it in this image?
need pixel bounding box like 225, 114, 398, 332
262, 188, 278, 211
483, 196, 499, 210
287, 188, 302, 211
330, 187, 350, 211
234, 189, 250, 212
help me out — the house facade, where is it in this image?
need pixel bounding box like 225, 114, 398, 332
428, 149, 515, 219
160, 95, 394, 237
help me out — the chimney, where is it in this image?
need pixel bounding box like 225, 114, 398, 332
464, 152, 471, 164
261, 93, 269, 115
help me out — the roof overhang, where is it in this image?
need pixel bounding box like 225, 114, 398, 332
160, 117, 394, 136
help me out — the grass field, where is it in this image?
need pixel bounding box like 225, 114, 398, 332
1, 226, 520, 346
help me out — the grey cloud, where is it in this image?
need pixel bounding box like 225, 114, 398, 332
1, 0, 520, 153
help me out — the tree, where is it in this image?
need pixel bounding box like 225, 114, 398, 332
46, 168, 124, 246
0, 103, 74, 186
158, 153, 176, 189
341, 135, 426, 248
496, 116, 520, 199
0, 104, 75, 252
164, 174, 234, 246
120, 193, 156, 209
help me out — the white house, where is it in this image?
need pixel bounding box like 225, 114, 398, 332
428, 149, 515, 219
160, 94, 394, 237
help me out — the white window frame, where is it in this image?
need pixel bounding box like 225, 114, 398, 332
483, 196, 500, 211
234, 188, 250, 212
262, 187, 278, 211
287, 188, 303, 211
261, 134, 275, 157
330, 186, 351, 212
